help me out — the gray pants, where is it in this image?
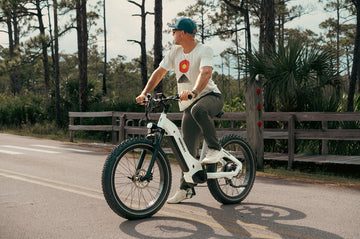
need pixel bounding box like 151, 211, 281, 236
180, 93, 224, 190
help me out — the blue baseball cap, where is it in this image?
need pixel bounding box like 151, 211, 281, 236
169, 17, 197, 34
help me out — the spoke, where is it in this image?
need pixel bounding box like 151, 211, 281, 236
129, 185, 137, 208
138, 189, 142, 208
145, 186, 156, 199
140, 190, 149, 208
123, 184, 135, 206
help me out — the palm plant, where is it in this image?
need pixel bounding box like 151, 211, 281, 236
246, 39, 342, 112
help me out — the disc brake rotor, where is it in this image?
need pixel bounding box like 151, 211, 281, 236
133, 169, 150, 189
224, 162, 246, 188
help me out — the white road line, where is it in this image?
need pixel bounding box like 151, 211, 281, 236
0, 172, 103, 200
31, 145, 93, 153
0, 145, 59, 154
0, 168, 102, 193
0, 149, 25, 155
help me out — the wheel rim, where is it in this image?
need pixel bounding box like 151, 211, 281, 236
112, 146, 165, 211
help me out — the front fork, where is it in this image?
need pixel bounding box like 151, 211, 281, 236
137, 129, 165, 182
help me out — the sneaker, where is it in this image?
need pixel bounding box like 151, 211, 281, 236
167, 188, 194, 204
201, 148, 226, 164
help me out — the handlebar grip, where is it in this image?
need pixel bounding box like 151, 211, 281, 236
188, 94, 193, 100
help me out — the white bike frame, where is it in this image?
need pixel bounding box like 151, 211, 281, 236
153, 111, 243, 184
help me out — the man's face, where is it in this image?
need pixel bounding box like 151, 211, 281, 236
172, 29, 183, 45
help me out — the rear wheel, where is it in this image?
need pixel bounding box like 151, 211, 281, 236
102, 138, 171, 219
207, 135, 256, 204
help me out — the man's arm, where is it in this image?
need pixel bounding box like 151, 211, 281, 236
193, 66, 213, 93
136, 67, 168, 102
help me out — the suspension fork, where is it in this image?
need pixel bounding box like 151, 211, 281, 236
138, 129, 165, 181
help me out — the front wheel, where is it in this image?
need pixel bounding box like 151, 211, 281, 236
102, 138, 171, 220
207, 135, 256, 204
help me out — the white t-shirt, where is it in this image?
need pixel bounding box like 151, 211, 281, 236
159, 44, 221, 111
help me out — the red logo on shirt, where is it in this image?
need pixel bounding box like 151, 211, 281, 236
179, 60, 189, 73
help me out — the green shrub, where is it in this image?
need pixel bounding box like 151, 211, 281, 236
0, 92, 48, 126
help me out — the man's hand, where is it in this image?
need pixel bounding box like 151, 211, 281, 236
136, 93, 147, 104
179, 90, 195, 101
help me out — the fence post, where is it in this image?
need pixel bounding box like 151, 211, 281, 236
111, 112, 117, 144
69, 116, 74, 142
119, 114, 125, 143
288, 114, 295, 169
322, 121, 328, 155
231, 120, 235, 130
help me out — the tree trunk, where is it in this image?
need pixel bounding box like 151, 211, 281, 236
7, 12, 21, 95
263, 0, 275, 50
259, 0, 265, 52
244, 1, 251, 53
336, 0, 340, 75
127, 0, 151, 88
235, 23, 240, 84
278, 0, 285, 47
102, 0, 107, 95
347, 0, 360, 111
154, 0, 163, 93
140, 0, 148, 88
76, 0, 88, 112
53, 0, 61, 124
35, 0, 50, 92
263, 0, 275, 113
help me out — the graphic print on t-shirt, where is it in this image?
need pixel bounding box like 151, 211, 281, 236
178, 74, 190, 83
178, 59, 190, 83
179, 59, 189, 73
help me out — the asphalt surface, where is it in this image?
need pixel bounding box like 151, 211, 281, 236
1, 133, 359, 239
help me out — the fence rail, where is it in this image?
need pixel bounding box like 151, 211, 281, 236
69, 111, 360, 167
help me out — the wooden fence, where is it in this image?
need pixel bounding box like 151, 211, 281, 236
69, 111, 360, 167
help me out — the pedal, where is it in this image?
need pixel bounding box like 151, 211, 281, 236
185, 188, 196, 199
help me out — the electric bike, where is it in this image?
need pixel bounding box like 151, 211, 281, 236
102, 93, 256, 220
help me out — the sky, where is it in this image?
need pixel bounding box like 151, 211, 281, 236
95, 0, 328, 61
100, 0, 328, 60
0, 0, 332, 67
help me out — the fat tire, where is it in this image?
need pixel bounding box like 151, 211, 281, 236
102, 138, 171, 220
207, 134, 256, 204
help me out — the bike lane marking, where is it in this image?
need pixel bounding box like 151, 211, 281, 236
0, 168, 321, 239
0, 168, 102, 194
31, 145, 93, 153
0, 145, 59, 154
0, 149, 24, 155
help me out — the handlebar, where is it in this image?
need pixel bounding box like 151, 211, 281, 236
138, 93, 193, 121
138, 93, 192, 105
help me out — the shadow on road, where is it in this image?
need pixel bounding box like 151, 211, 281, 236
119, 202, 343, 239
120, 216, 215, 239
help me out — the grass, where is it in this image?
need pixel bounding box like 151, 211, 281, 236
1, 123, 69, 141
258, 164, 360, 188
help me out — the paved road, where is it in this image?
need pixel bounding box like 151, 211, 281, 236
1, 133, 359, 239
